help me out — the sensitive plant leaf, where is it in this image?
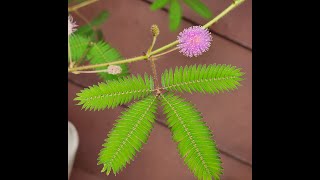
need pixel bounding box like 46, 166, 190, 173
161, 93, 222, 180
74, 74, 154, 110
169, 0, 182, 31
69, 34, 91, 62
161, 64, 244, 94
76, 10, 109, 38
150, 0, 170, 10
86, 41, 129, 80
98, 95, 158, 175
184, 0, 212, 19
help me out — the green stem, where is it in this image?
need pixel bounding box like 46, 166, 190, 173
149, 41, 179, 56
68, 0, 99, 12
202, 0, 245, 29
152, 47, 179, 58
73, 69, 108, 74
68, 0, 245, 72
68, 55, 147, 72
147, 36, 157, 56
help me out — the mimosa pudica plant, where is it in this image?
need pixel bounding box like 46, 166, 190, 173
68, 0, 246, 179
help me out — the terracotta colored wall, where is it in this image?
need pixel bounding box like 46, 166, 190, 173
68, 0, 252, 179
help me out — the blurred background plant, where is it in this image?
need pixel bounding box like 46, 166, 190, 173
150, 0, 212, 31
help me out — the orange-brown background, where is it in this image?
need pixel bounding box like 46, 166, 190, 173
68, 0, 252, 179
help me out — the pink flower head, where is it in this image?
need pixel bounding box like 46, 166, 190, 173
106, 65, 122, 75
68, 15, 77, 36
177, 26, 212, 57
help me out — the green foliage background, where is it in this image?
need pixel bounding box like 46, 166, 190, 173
151, 0, 212, 31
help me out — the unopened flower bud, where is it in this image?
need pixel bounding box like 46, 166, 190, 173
151, 24, 160, 37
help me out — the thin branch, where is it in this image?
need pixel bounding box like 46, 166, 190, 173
68, 55, 147, 72
72, 69, 108, 74
147, 36, 157, 55
68, 0, 100, 12
152, 47, 179, 58
202, 0, 245, 29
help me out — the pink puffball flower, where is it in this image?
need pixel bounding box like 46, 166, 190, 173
177, 26, 212, 57
68, 15, 78, 36
106, 65, 122, 75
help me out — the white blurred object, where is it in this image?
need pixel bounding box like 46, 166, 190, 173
68, 121, 79, 179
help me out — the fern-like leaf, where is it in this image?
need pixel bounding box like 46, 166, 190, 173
69, 34, 90, 62
161, 93, 222, 180
87, 41, 129, 80
74, 74, 154, 110
162, 64, 244, 94
98, 95, 158, 175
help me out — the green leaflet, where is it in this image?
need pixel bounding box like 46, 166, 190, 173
86, 41, 129, 80
161, 64, 244, 94
98, 95, 158, 175
74, 74, 154, 110
69, 34, 90, 62
150, 0, 170, 10
169, 0, 182, 31
184, 0, 212, 19
161, 93, 222, 180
